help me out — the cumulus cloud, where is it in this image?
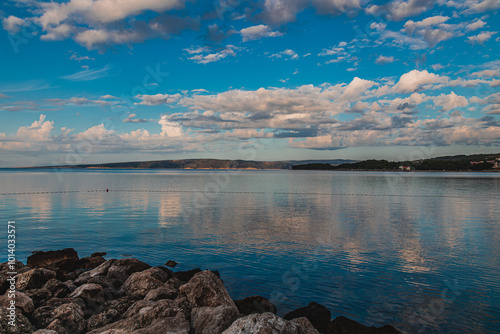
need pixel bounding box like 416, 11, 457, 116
466, 19, 487, 31
38, 0, 185, 27
403, 16, 450, 35
240, 25, 282, 42
432, 92, 469, 111
467, 31, 497, 44
366, 0, 435, 21
2, 1, 198, 50
2, 16, 26, 34
16, 114, 54, 141
393, 70, 449, 93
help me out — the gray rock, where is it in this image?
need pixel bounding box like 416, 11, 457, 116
144, 285, 179, 301
132, 313, 190, 334
291, 317, 320, 334
87, 308, 120, 331
44, 278, 71, 298
0, 291, 34, 314
179, 270, 236, 308
191, 305, 240, 334
0, 306, 35, 334
121, 267, 171, 299
75, 259, 116, 285
106, 259, 151, 284
70, 283, 105, 304
24, 288, 52, 308
222, 312, 310, 334
15, 268, 56, 291
46, 302, 86, 334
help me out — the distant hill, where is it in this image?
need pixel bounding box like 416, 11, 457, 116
292, 153, 500, 171
36, 158, 357, 170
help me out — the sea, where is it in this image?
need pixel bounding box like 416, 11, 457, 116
0, 169, 499, 333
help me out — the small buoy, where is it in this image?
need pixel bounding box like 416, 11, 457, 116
106, 189, 109, 192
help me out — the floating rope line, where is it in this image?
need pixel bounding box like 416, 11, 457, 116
0, 189, 496, 200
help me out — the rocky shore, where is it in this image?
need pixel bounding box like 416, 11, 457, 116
1, 249, 401, 334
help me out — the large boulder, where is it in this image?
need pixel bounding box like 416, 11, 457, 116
31, 298, 86, 329
45, 303, 86, 334
24, 288, 52, 308
284, 302, 331, 333
87, 299, 188, 333
121, 267, 172, 299
144, 285, 179, 301
191, 305, 240, 334
132, 313, 190, 334
69, 283, 105, 313
234, 295, 277, 315
87, 296, 136, 331
0, 291, 34, 314
106, 259, 151, 284
325, 316, 401, 334
44, 278, 71, 298
0, 306, 35, 334
222, 312, 315, 334
179, 270, 236, 308
16, 268, 56, 291
75, 260, 116, 286
27, 249, 79, 268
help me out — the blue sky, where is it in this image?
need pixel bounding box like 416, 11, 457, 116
0, 0, 499, 167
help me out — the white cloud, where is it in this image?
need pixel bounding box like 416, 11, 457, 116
269, 49, 299, 60
466, 19, 486, 31
75, 124, 116, 141
431, 64, 444, 70
46, 97, 111, 107
240, 25, 282, 42
432, 92, 469, 111
186, 45, 240, 64
343, 77, 378, 99
41, 23, 74, 41
2, 16, 26, 34
135, 93, 182, 106
393, 70, 449, 93
158, 115, 183, 137
16, 114, 54, 141
38, 0, 185, 28
403, 16, 450, 35
467, 31, 497, 44
471, 69, 500, 78
61, 65, 112, 81
442, 0, 500, 13
375, 55, 395, 64
366, 0, 435, 21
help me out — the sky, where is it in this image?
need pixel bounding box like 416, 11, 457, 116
0, 0, 499, 167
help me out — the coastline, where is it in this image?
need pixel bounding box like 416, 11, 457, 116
1, 248, 400, 334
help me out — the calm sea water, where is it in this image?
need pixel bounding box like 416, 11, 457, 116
0, 169, 499, 333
